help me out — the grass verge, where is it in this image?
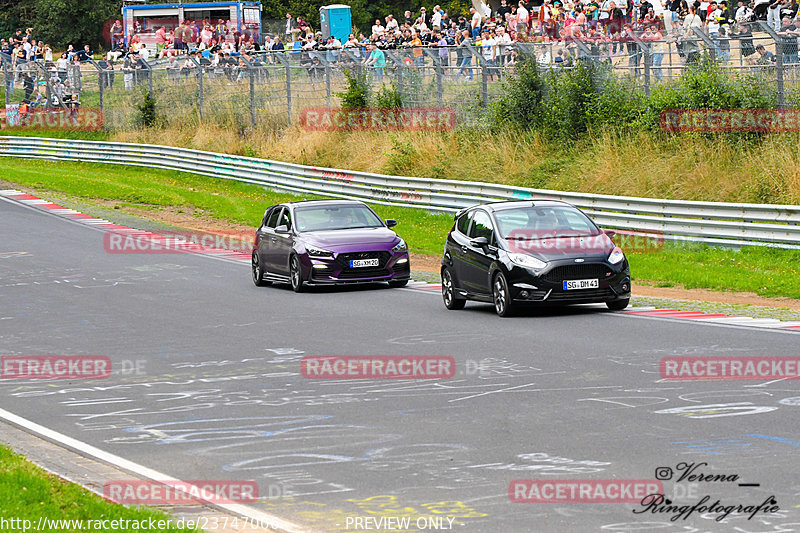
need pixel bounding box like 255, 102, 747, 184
0, 445, 197, 533
2, 157, 799, 300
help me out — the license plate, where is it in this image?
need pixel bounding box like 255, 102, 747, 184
563, 279, 599, 290
350, 258, 379, 268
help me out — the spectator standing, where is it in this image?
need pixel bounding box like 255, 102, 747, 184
432, 5, 443, 29
200, 25, 213, 48
156, 26, 167, 54
23, 72, 34, 101
56, 53, 68, 79
386, 15, 399, 33
110, 20, 123, 50
174, 22, 185, 51
480, 29, 497, 80
364, 42, 386, 81
123, 54, 135, 90
768, 0, 785, 31
471, 7, 483, 38
437, 31, 449, 66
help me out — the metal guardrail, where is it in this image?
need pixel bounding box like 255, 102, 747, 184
2, 136, 799, 248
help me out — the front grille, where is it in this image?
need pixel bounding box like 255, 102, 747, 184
335, 251, 391, 268
547, 288, 614, 301
541, 263, 611, 283
338, 267, 390, 279
335, 251, 391, 279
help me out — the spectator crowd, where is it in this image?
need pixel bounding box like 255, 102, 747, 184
1, 27, 94, 111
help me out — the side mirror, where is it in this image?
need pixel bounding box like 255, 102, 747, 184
385, 219, 398, 228
470, 236, 489, 248
603, 229, 616, 239
275, 224, 290, 234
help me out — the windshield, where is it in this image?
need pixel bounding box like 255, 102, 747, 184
494, 206, 600, 240
294, 204, 384, 232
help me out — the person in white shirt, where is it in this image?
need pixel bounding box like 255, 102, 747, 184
735, 1, 753, 22
372, 20, 385, 36
386, 15, 399, 32
471, 7, 482, 38
683, 5, 703, 29
432, 5, 443, 29
495, 26, 512, 65
56, 55, 68, 72
480, 29, 497, 80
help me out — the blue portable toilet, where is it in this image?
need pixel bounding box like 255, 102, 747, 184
320, 4, 352, 42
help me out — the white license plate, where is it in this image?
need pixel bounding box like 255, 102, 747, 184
350, 258, 379, 268
563, 279, 599, 290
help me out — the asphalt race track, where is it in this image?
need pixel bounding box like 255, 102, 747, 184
2, 195, 800, 533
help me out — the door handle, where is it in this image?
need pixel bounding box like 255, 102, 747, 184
460, 245, 468, 254
270, 237, 277, 243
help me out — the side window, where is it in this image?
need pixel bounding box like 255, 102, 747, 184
266, 207, 282, 229
456, 211, 472, 235
469, 210, 495, 244
279, 208, 292, 229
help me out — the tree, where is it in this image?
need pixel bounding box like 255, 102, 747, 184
33, 0, 120, 49
0, 0, 29, 39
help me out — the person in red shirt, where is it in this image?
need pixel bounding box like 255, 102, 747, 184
155, 26, 167, 54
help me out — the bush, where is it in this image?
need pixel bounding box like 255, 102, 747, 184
493, 56, 778, 139
642, 58, 776, 128
490, 58, 545, 129
374, 82, 403, 109
136, 89, 159, 128
337, 69, 371, 109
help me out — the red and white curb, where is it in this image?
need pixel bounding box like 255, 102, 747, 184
407, 283, 800, 332
0, 189, 251, 263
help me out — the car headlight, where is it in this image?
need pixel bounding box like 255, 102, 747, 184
508, 252, 547, 270
306, 245, 333, 258
391, 238, 408, 253
608, 246, 625, 265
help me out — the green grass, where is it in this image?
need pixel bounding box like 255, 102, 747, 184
0, 129, 110, 140
0, 157, 451, 256
1, 156, 799, 300
0, 446, 198, 533
628, 243, 800, 300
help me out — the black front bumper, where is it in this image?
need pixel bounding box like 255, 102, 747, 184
506, 260, 631, 305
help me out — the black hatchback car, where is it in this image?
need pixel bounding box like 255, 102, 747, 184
441, 200, 631, 316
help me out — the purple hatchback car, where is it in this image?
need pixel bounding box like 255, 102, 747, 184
251, 200, 411, 292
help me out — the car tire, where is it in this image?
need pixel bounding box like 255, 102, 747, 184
492, 272, 515, 317
290, 255, 304, 293
607, 298, 630, 311
252, 252, 270, 287
389, 279, 409, 288
442, 268, 466, 310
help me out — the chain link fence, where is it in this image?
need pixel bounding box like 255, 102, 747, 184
2, 21, 799, 131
